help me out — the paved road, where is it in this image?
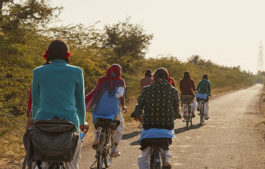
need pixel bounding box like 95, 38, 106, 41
80, 85, 265, 169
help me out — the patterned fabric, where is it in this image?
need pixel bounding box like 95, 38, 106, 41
131, 79, 180, 130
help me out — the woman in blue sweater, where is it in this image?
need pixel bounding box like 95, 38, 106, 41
86, 64, 127, 157
32, 40, 86, 169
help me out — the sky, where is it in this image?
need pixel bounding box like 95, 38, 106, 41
49, 0, 265, 73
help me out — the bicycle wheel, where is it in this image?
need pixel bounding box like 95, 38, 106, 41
104, 153, 112, 168
186, 105, 191, 129
97, 153, 104, 169
188, 104, 192, 127
184, 104, 189, 129
200, 102, 204, 125
150, 147, 162, 169
103, 129, 112, 168
96, 129, 105, 169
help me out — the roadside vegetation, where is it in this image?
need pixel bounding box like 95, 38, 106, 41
0, 0, 258, 164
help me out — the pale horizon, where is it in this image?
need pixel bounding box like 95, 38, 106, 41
49, 0, 265, 74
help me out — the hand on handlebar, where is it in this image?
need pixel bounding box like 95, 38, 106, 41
122, 105, 127, 113
80, 122, 89, 134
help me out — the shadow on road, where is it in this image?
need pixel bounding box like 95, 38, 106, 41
122, 131, 141, 140
130, 140, 140, 146
174, 123, 205, 135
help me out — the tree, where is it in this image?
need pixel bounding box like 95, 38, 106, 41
0, 0, 61, 31
0, 0, 61, 117
102, 18, 153, 71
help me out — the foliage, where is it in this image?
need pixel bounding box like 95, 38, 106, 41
0, 1, 257, 163
102, 18, 153, 72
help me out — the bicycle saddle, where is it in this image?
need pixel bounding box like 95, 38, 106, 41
95, 118, 120, 130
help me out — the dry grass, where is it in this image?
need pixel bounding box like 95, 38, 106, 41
0, 84, 256, 168
0, 113, 26, 168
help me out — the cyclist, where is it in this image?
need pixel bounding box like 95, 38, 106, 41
131, 67, 181, 169
31, 40, 87, 169
85, 64, 127, 157
179, 71, 197, 119
196, 74, 211, 120
140, 69, 153, 93
168, 70, 176, 87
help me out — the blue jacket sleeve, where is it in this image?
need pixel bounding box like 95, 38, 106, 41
75, 69, 86, 125
32, 70, 40, 119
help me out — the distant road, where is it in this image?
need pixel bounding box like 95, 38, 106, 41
80, 84, 265, 169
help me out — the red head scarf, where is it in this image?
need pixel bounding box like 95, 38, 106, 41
85, 64, 125, 109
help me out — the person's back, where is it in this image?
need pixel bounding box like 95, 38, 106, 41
196, 74, 211, 120
180, 79, 195, 95
33, 61, 85, 129
132, 68, 181, 169
197, 79, 211, 95
92, 85, 124, 123
140, 79, 178, 129
86, 64, 126, 157
140, 69, 153, 93
31, 40, 86, 169
140, 77, 153, 90
179, 72, 197, 118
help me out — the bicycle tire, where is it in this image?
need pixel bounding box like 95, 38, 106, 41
150, 147, 162, 169
188, 104, 192, 127
184, 104, 189, 129
186, 119, 189, 129
200, 102, 204, 125
104, 154, 112, 168
103, 129, 112, 168
97, 153, 104, 169
186, 104, 192, 129
150, 151, 154, 169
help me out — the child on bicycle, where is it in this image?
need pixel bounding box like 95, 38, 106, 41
179, 71, 197, 119
85, 64, 127, 157
196, 74, 211, 120
131, 67, 181, 169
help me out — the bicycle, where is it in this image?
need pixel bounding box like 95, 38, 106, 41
23, 120, 88, 169
181, 95, 194, 129
196, 94, 208, 125
90, 118, 120, 169
141, 138, 171, 169
150, 145, 164, 169
23, 160, 65, 169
